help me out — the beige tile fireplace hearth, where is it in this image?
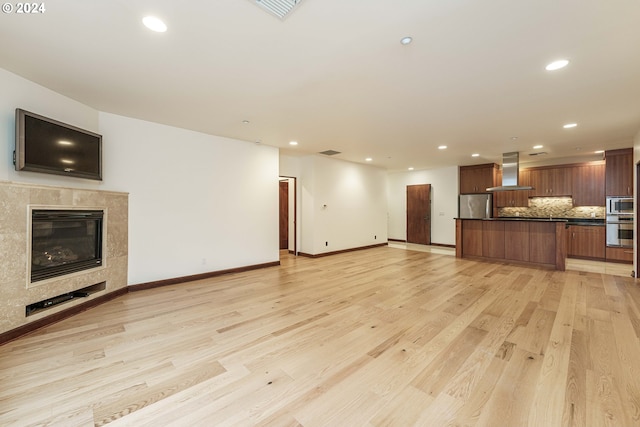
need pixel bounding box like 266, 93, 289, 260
0, 181, 128, 335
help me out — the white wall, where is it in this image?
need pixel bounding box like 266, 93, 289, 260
0, 68, 101, 187
387, 166, 459, 245
298, 155, 387, 255
99, 113, 280, 284
0, 67, 280, 286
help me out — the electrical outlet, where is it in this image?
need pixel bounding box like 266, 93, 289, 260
591, 212, 596, 218
325, 241, 328, 246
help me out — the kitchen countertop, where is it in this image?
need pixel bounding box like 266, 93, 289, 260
456, 217, 605, 226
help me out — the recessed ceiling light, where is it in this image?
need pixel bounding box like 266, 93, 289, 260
595, 150, 604, 154
242, 120, 250, 124
545, 59, 569, 71
472, 153, 480, 157
143, 16, 167, 32
365, 158, 373, 162
289, 141, 298, 146
533, 145, 543, 149
510, 137, 518, 140
408, 167, 414, 171
58, 140, 73, 145
400, 36, 413, 45
61, 159, 74, 164
563, 123, 577, 128
438, 145, 447, 150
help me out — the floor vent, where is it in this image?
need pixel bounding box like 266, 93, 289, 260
319, 150, 341, 156
252, 0, 304, 20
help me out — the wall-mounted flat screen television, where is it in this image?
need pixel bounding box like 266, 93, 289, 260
15, 108, 102, 181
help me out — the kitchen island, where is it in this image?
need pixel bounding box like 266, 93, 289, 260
455, 218, 568, 270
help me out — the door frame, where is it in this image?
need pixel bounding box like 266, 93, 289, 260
279, 175, 298, 256
631, 161, 640, 278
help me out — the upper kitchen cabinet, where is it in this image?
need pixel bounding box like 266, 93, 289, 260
572, 162, 605, 206
605, 148, 633, 196
495, 169, 530, 207
459, 163, 499, 194
528, 166, 572, 197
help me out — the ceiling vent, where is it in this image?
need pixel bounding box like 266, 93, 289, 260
319, 150, 341, 156
529, 151, 548, 156
252, 0, 304, 20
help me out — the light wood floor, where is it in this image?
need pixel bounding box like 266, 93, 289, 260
1, 246, 640, 426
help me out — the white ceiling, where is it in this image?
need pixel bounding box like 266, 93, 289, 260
1, 0, 639, 171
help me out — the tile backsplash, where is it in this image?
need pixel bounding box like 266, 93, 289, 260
498, 197, 605, 219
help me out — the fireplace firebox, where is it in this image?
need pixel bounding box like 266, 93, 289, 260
31, 210, 104, 282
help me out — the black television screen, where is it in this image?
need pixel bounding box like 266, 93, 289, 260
15, 109, 102, 181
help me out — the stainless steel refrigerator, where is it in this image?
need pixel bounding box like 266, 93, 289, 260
459, 194, 492, 219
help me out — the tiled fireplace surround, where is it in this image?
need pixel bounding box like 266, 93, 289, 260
0, 181, 128, 336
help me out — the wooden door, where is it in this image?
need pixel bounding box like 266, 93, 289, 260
279, 181, 288, 250
407, 184, 431, 245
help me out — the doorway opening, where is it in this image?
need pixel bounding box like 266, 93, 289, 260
279, 176, 297, 256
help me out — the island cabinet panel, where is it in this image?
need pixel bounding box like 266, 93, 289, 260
456, 219, 566, 270
482, 221, 505, 259
529, 222, 557, 265
567, 225, 605, 260
605, 148, 633, 196
504, 222, 530, 261
572, 163, 605, 206
462, 220, 483, 257
459, 163, 499, 194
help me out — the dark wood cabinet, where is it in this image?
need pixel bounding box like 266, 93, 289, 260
482, 221, 505, 259
606, 246, 634, 264
572, 162, 605, 206
528, 167, 572, 197
529, 222, 557, 265
459, 163, 499, 194
605, 148, 633, 196
456, 219, 566, 270
504, 221, 530, 261
494, 169, 530, 207
462, 220, 483, 257
567, 225, 605, 260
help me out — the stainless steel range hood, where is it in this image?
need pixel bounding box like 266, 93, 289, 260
486, 152, 534, 192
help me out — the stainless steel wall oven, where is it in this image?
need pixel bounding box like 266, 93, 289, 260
606, 197, 634, 248
607, 196, 633, 215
